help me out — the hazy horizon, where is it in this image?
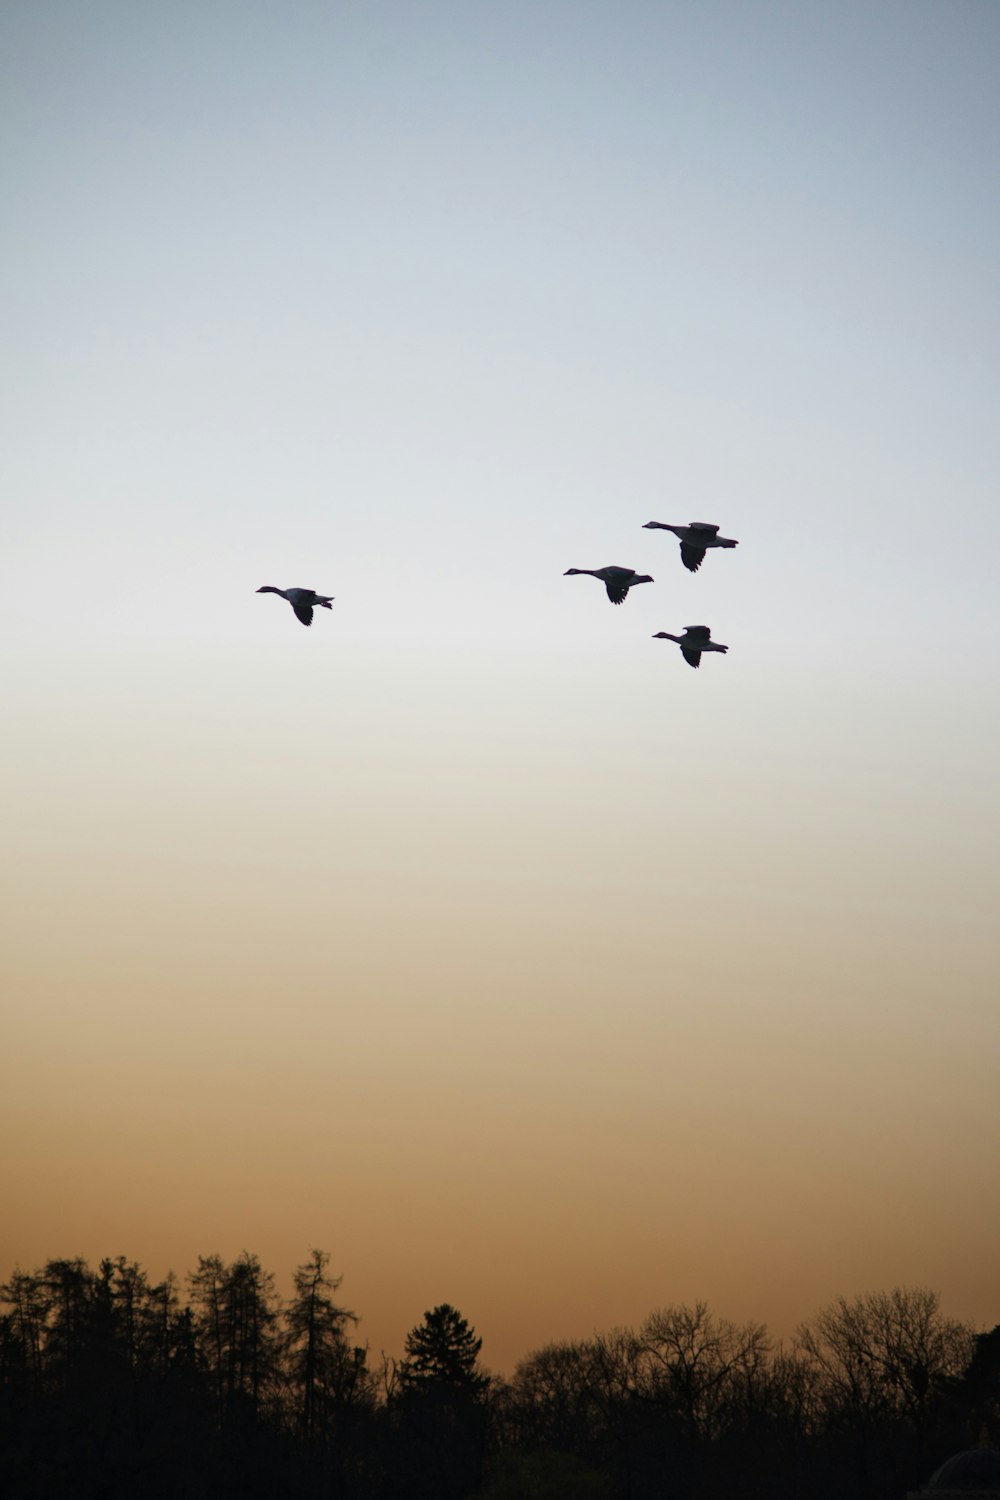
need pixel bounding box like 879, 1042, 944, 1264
3, 0, 998, 1376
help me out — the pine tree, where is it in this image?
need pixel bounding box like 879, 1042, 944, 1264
400, 1304, 487, 1393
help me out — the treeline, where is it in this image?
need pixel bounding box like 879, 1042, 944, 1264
1, 1253, 997, 1500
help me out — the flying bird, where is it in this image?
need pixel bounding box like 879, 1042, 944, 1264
256, 586, 334, 627
563, 566, 654, 605
642, 520, 738, 573
652, 625, 729, 669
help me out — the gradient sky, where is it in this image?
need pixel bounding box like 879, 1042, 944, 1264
2, 0, 998, 1372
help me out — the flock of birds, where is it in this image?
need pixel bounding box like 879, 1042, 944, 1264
257, 518, 740, 669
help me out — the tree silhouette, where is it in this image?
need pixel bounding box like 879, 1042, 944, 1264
1, 1267, 46, 1382
0, 1262, 992, 1500
638, 1301, 771, 1443
795, 1286, 974, 1427
285, 1248, 368, 1445
187, 1251, 280, 1430
960, 1324, 1000, 1436
394, 1304, 489, 1498
400, 1303, 487, 1393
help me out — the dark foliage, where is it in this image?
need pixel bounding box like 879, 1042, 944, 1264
398, 1303, 488, 1394
0, 1259, 993, 1500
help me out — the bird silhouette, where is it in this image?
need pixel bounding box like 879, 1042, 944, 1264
256, 586, 334, 627
563, 566, 654, 605
652, 625, 729, 668
642, 521, 738, 572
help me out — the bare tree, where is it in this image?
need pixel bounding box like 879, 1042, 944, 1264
501, 1339, 603, 1454
795, 1286, 974, 1427
637, 1302, 771, 1442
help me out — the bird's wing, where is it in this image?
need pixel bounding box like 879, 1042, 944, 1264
292, 601, 314, 626
595, 567, 634, 603
680, 544, 706, 572
688, 522, 719, 534
685, 626, 711, 640
681, 645, 702, 668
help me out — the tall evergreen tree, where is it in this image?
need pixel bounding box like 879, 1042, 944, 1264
400, 1303, 487, 1392
394, 1305, 489, 1499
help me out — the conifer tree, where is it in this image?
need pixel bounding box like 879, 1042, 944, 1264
285, 1248, 364, 1443
400, 1304, 487, 1393
188, 1252, 279, 1427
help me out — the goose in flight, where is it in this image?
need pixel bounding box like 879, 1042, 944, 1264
256, 586, 334, 627
653, 625, 728, 669
563, 566, 654, 605
642, 521, 738, 573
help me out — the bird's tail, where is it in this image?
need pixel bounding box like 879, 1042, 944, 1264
719, 539, 738, 548
318, 597, 334, 609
